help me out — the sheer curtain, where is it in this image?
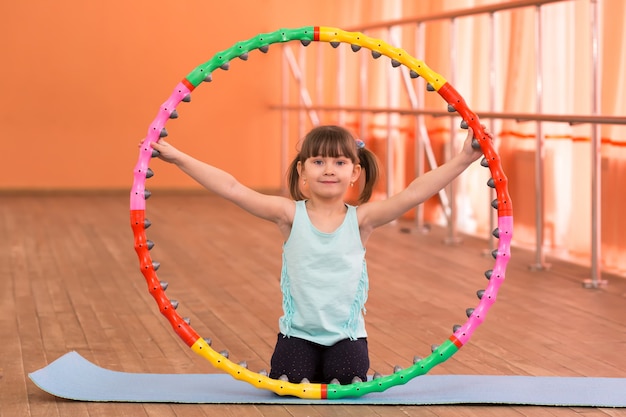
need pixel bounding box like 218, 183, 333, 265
302, 0, 625, 273
599, 1, 626, 272
496, 0, 626, 273
366, 0, 625, 274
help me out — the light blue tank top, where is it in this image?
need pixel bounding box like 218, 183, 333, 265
279, 200, 369, 346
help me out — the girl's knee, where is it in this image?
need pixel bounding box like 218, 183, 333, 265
322, 338, 370, 384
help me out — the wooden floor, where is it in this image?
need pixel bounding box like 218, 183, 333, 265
2, 192, 625, 417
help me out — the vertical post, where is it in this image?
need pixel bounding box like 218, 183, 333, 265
414, 22, 426, 231
411, 22, 451, 232
445, 17, 462, 245
316, 41, 324, 112
529, 5, 550, 271
584, 0, 607, 288
281, 46, 289, 192
385, 26, 394, 199
487, 11, 497, 251
359, 32, 368, 142
338, 39, 346, 126
298, 45, 307, 138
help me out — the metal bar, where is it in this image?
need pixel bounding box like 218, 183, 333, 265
399, 23, 451, 225
487, 11, 497, 252
529, 5, 550, 271
358, 30, 368, 141
414, 23, 426, 230
270, 105, 626, 126
346, 0, 569, 32
338, 42, 346, 126
445, 17, 461, 244
280, 47, 289, 191
385, 26, 394, 199
298, 45, 306, 138
584, 0, 607, 288
316, 42, 323, 108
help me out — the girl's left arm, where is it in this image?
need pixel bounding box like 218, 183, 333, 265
358, 126, 491, 231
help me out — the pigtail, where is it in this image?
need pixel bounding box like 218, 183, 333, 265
287, 155, 305, 201
357, 147, 380, 203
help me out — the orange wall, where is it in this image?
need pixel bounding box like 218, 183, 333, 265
1, 1, 368, 190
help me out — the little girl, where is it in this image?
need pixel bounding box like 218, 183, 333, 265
150, 124, 490, 384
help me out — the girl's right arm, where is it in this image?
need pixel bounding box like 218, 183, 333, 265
150, 139, 294, 228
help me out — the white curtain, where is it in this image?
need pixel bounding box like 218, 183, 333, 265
295, 0, 626, 273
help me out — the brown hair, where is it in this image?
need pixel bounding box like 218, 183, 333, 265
287, 125, 379, 203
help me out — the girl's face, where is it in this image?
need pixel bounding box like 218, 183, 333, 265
298, 154, 361, 199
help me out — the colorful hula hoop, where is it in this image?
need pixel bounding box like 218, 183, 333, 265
130, 26, 513, 399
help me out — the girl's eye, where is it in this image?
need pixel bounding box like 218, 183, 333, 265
312, 160, 323, 165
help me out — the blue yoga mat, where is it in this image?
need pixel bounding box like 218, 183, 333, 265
29, 351, 626, 407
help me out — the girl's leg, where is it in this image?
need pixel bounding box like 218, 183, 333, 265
322, 338, 369, 384
268, 333, 324, 383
